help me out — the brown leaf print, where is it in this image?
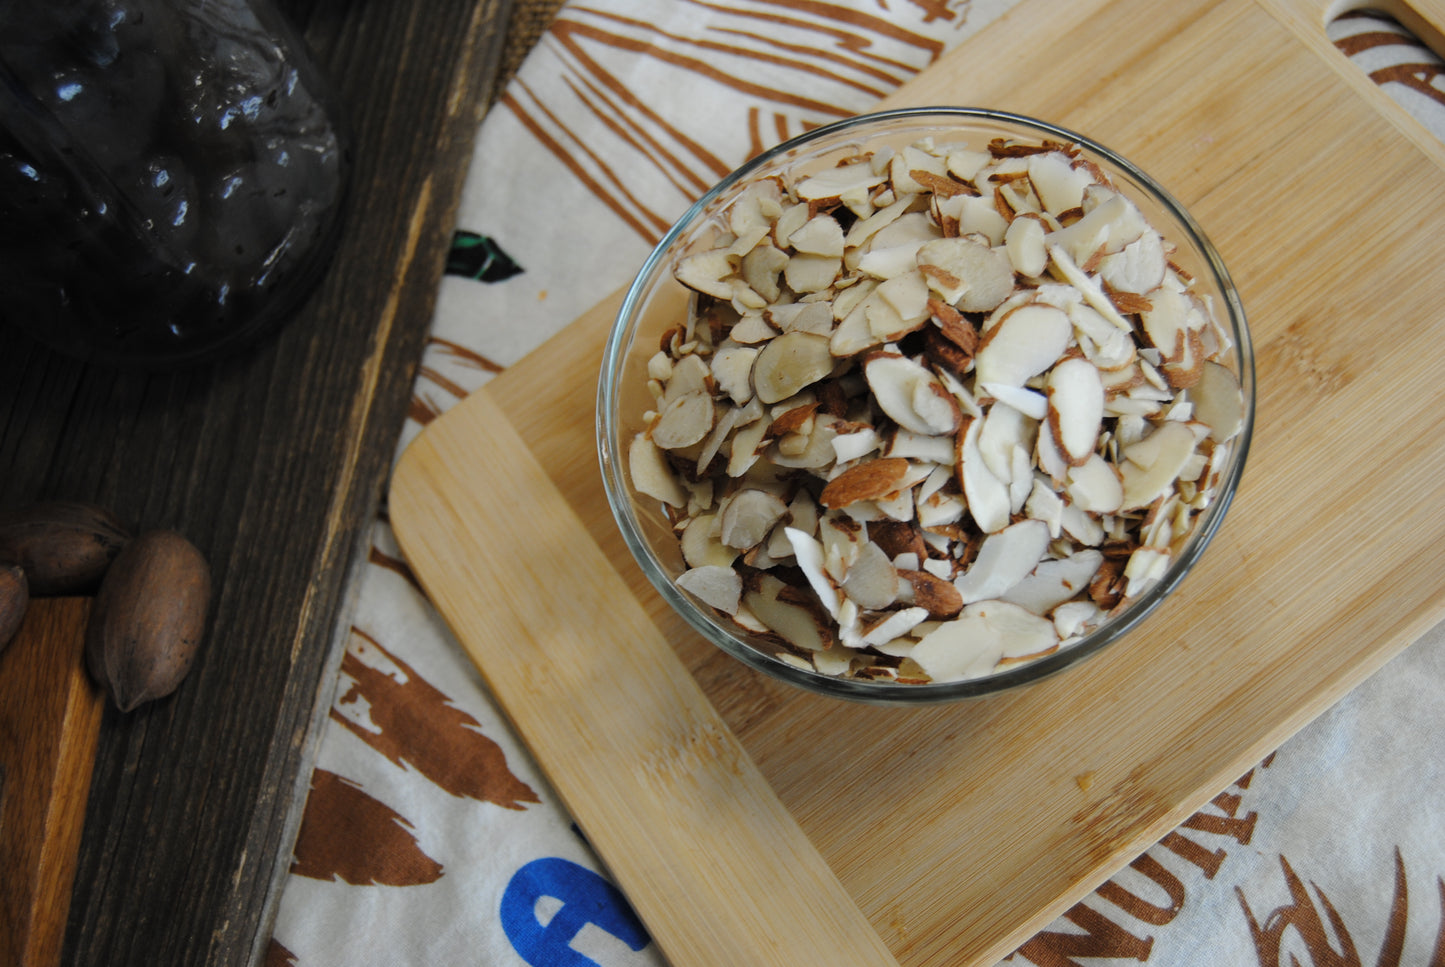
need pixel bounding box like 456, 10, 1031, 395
332, 627, 540, 810
1240, 849, 1445, 967
265, 938, 298, 967
290, 769, 443, 886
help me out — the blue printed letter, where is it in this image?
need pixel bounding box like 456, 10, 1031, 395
501, 857, 650, 966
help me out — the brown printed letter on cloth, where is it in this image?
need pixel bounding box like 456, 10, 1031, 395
289, 769, 443, 886
1239, 849, 1445, 967
331, 627, 540, 810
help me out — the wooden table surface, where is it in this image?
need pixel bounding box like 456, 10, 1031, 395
0, 0, 529, 963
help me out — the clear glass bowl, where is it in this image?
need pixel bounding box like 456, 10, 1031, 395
598, 107, 1254, 704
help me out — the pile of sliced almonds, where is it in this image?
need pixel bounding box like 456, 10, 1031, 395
627, 133, 1244, 685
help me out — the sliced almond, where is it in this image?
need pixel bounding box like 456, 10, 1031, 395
784, 252, 842, 294
752, 331, 834, 404
676, 250, 736, 299
680, 513, 737, 568
864, 350, 962, 437
795, 162, 886, 203
744, 574, 834, 651
1065, 452, 1124, 514
1046, 356, 1105, 465
719, 489, 789, 550
677, 565, 743, 615
651, 390, 716, 450
819, 457, 910, 509
841, 539, 901, 610
974, 302, 1072, 387
628, 433, 686, 507
916, 236, 1014, 311
959, 415, 1011, 534
899, 569, 964, 619
953, 518, 1051, 605
1119, 420, 1197, 509
1185, 360, 1245, 442
788, 213, 845, 256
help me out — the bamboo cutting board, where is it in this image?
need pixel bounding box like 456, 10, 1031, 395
390, 0, 1445, 963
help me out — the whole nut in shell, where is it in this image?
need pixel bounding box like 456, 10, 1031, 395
85, 530, 211, 712
0, 560, 27, 654
0, 501, 131, 595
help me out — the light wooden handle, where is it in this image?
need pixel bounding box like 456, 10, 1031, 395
390, 390, 899, 967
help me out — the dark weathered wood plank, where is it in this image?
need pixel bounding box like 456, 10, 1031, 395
0, 1, 513, 964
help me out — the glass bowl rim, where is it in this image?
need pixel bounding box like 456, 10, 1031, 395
598, 105, 1255, 705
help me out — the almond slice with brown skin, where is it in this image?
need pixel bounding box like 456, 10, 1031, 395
916, 236, 1014, 311
974, 302, 1072, 387
819, 457, 910, 509
864, 350, 962, 437
1047, 356, 1105, 465
899, 569, 964, 619
744, 573, 834, 652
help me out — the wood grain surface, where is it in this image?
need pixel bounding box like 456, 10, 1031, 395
0, 599, 102, 967
390, 0, 1445, 964
0, 0, 515, 964
391, 392, 902, 967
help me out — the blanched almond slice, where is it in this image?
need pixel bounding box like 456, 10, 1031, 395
784, 252, 842, 294
783, 526, 842, 619
960, 415, 1011, 534
788, 214, 845, 256
742, 243, 788, 302
916, 236, 1014, 311
795, 162, 886, 202
652, 390, 715, 450
1004, 213, 1049, 277
752, 330, 834, 404
744, 574, 833, 651
1054, 599, 1104, 639
680, 513, 737, 568
1065, 452, 1124, 513
1027, 151, 1092, 215
1047, 356, 1105, 465
974, 303, 1072, 387
861, 606, 929, 647
677, 565, 743, 615
720, 489, 789, 550
864, 350, 962, 437
1119, 420, 1197, 509
977, 401, 1034, 484
910, 599, 1057, 681
711, 344, 758, 404
1185, 360, 1245, 442
628, 433, 686, 507
953, 518, 1051, 604
819, 457, 909, 508
1098, 230, 1166, 294
841, 539, 900, 610
676, 250, 736, 299
980, 381, 1048, 420
767, 300, 833, 335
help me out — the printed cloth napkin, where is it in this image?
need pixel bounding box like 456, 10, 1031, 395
269, 6, 1445, 966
